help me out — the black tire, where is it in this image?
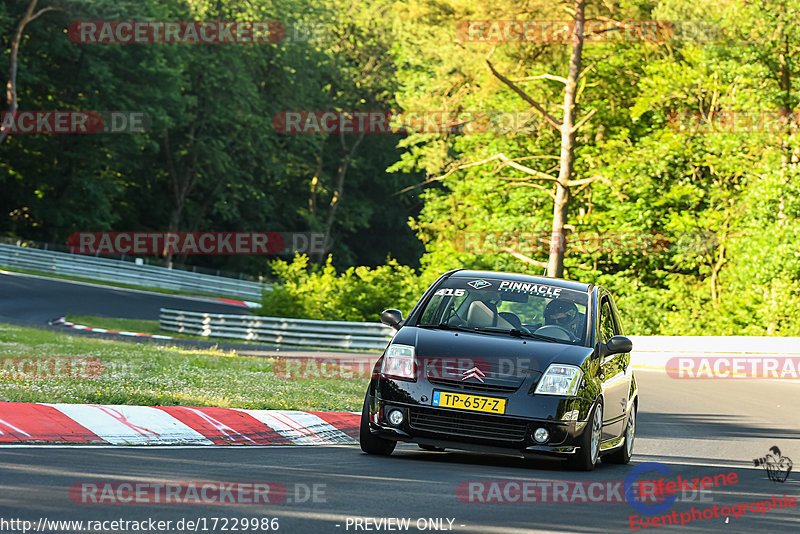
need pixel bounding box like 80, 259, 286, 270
564, 401, 603, 471
419, 444, 445, 452
359, 392, 396, 455
605, 403, 636, 464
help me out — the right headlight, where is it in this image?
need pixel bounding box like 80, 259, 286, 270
534, 364, 582, 396
381, 344, 417, 381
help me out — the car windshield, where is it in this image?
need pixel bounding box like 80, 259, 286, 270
416, 277, 589, 346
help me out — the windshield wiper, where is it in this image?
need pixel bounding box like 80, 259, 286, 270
472, 327, 560, 343
418, 324, 563, 343
417, 322, 477, 334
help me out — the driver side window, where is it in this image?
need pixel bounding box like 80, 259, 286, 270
599, 299, 616, 343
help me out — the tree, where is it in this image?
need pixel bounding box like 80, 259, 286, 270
1, 0, 61, 145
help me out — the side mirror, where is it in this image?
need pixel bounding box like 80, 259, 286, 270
380, 309, 404, 330
605, 335, 632, 355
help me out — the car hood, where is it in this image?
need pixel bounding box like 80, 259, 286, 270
392, 326, 595, 387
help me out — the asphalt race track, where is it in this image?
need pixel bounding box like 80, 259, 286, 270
0, 373, 798, 533
1, 272, 799, 532
0, 271, 375, 357
0, 271, 249, 325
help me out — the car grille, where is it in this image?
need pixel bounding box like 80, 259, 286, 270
427, 378, 520, 394
408, 407, 529, 442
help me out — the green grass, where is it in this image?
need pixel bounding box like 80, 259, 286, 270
66, 314, 163, 336
0, 324, 370, 411
0, 266, 258, 300
65, 314, 219, 344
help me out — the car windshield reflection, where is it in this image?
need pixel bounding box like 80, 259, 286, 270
416, 278, 589, 346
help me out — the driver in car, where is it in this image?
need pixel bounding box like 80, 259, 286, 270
543, 299, 582, 338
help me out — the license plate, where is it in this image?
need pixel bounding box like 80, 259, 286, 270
431, 390, 507, 414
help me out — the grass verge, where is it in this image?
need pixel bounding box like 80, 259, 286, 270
0, 323, 370, 411
66, 314, 164, 336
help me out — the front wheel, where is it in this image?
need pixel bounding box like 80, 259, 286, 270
605, 403, 635, 464
359, 392, 396, 456
564, 401, 603, 471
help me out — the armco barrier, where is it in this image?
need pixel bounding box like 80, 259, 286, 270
629, 335, 800, 364
159, 309, 396, 351
0, 243, 267, 300
157, 310, 800, 365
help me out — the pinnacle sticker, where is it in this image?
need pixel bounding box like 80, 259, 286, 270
467, 280, 492, 290
499, 280, 563, 298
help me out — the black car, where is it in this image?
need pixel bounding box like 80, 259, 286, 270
359, 269, 637, 471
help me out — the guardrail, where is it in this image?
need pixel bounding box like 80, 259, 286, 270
629, 335, 800, 354
159, 308, 396, 351
629, 335, 800, 373
0, 243, 268, 300
156, 310, 800, 368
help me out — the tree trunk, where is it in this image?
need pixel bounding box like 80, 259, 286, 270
547, 0, 586, 278
316, 131, 364, 263
309, 146, 324, 217
777, 29, 792, 225
163, 130, 197, 268
1, 0, 58, 145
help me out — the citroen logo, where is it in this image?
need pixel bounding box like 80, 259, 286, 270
462, 366, 486, 383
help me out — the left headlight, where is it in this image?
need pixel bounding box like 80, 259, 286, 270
381, 344, 417, 381
534, 364, 582, 396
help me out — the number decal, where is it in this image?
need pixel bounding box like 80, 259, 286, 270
434, 288, 466, 296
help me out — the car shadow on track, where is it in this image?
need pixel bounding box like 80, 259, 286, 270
387, 445, 634, 473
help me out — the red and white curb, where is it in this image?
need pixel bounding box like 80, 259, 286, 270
0, 402, 360, 445
218, 298, 261, 309
48, 316, 174, 340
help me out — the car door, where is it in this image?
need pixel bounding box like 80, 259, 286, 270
598, 293, 629, 440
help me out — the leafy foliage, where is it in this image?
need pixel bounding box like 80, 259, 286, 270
3, 0, 800, 335
260, 254, 431, 321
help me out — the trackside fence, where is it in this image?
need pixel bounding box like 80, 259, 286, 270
159, 309, 396, 351
0, 243, 267, 300
157, 312, 800, 370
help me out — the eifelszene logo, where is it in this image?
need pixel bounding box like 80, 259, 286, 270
753, 446, 793, 483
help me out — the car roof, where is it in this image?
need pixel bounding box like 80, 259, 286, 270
447, 269, 593, 293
